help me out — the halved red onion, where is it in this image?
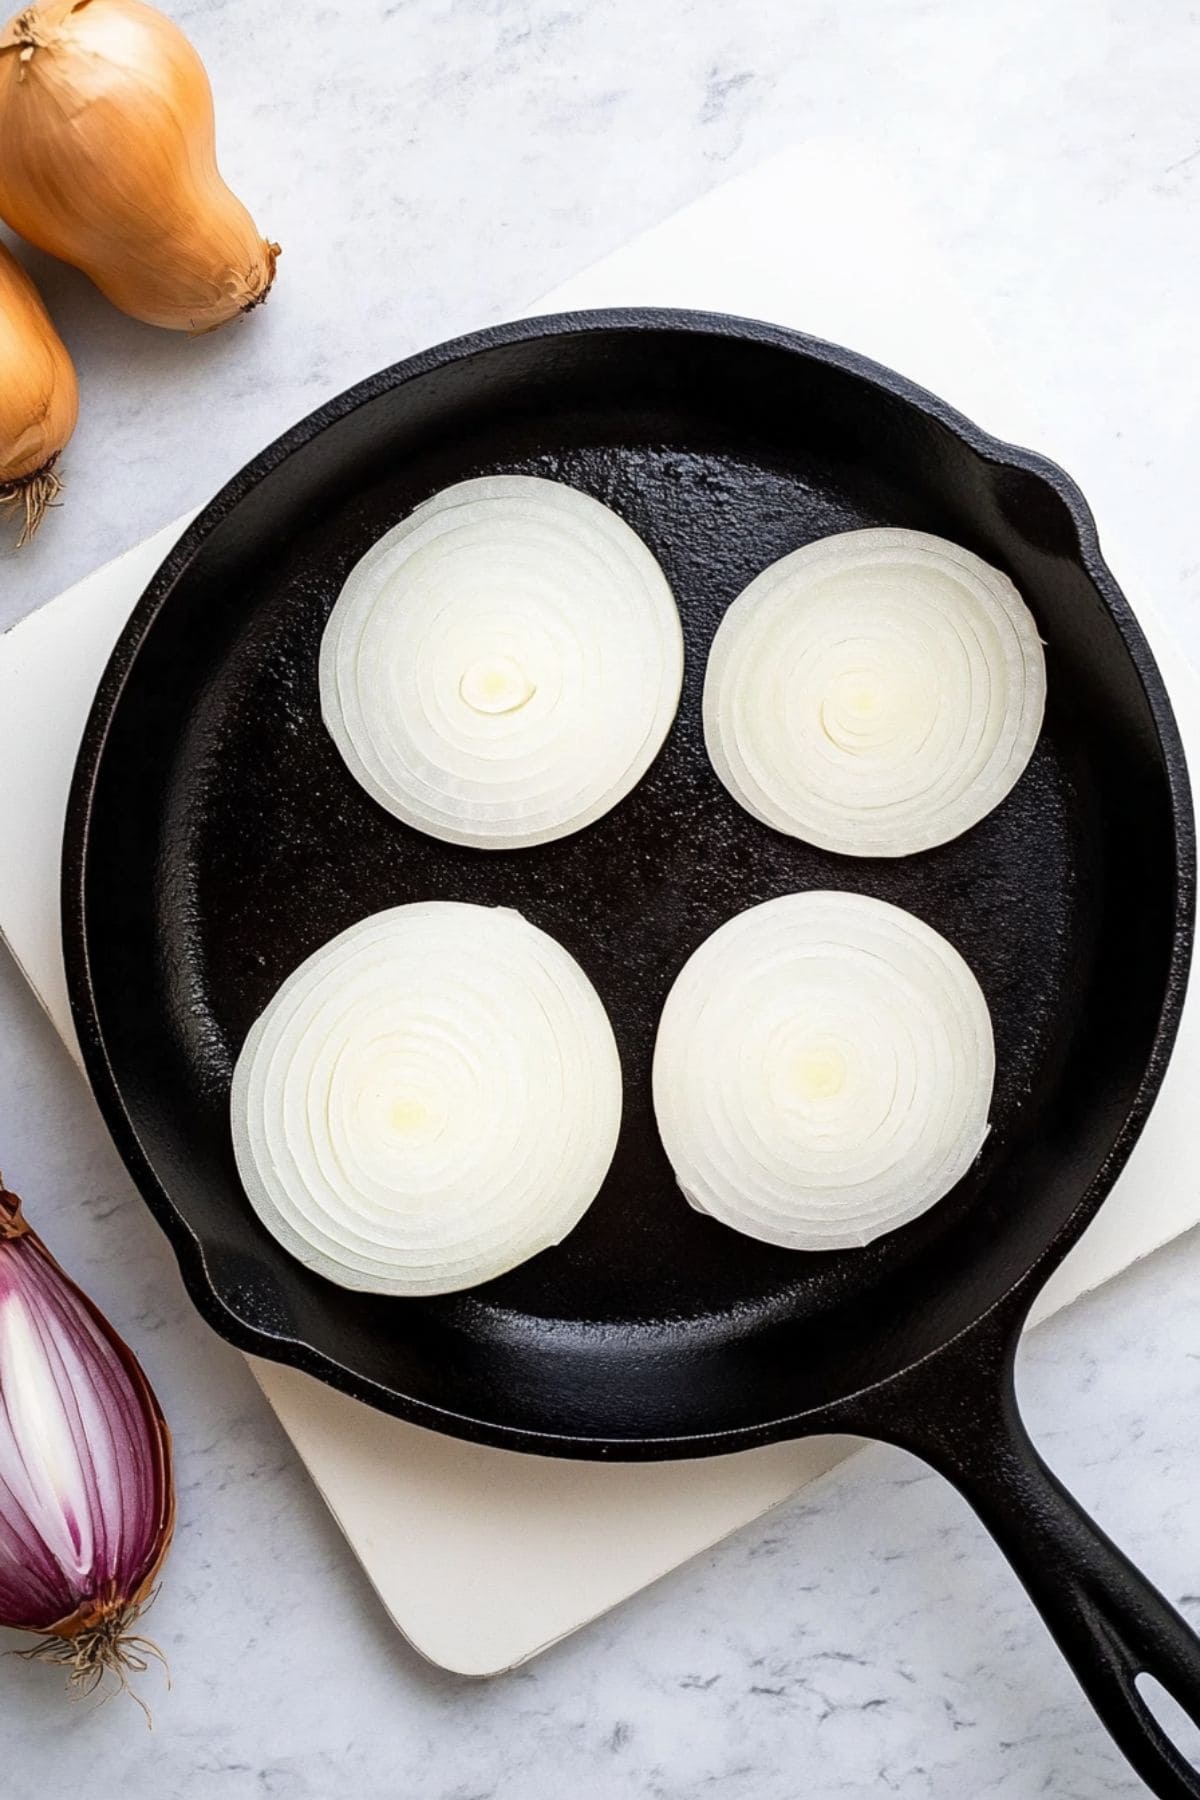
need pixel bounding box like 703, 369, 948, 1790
704, 529, 1046, 856
231, 903, 623, 1295
0, 1186, 174, 1699
652, 891, 994, 1250
320, 475, 684, 849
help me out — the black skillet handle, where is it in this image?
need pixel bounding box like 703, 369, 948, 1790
868, 1310, 1200, 1799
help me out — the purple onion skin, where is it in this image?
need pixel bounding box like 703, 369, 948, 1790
0, 1186, 173, 1640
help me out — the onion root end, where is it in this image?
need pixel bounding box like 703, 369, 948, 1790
245, 240, 282, 314
190, 241, 282, 336
0, 455, 64, 545
12, 1595, 169, 1727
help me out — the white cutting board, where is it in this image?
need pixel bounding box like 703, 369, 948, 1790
2, 141, 1198, 1676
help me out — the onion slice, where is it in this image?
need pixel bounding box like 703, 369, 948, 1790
231, 903, 622, 1296
652, 891, 994, 1251
703, 528, 1046, 856
320, 475, 684, 849
232, 900, 626, 1296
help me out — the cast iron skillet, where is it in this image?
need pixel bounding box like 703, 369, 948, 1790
65, 310, 1199, 1794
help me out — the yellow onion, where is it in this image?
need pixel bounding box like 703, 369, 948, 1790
0, 0, 279, 332
0, 1182, 174, 1713
0, 238, 77, 542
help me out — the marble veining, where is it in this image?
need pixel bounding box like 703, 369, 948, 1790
0, 1, 1199, 1795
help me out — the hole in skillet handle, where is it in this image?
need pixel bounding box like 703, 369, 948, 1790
1138, 1678, 1200, 1779
855, 1308, 1200, 1800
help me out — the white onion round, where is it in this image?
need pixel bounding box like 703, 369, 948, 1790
652, 891, 994, 1251
703, 528, 1046, 857
320, 475, 684, 849
231, 903, 622, 1296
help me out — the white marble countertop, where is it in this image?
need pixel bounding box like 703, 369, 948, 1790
2, 1, 1199, 1795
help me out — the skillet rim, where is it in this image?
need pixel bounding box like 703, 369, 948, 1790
61, 306, 1196, 1458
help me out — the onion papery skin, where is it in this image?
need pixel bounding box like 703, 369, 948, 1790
0, 0, 279, 332
652, 891, 995, 1251
0, 1187, 174, 1642
319, 475, 684, 850
703, 528, 1047, 857
231, 903, 623, 1296
0, 241, 78, 543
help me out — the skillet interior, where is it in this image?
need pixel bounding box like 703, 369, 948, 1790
65, 313, 1190, 1454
